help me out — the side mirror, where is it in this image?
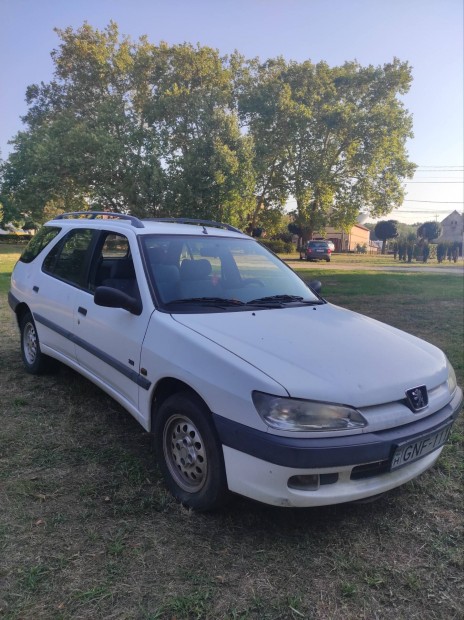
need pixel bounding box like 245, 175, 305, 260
94, 286, 142, 315
309, 279, 322, 294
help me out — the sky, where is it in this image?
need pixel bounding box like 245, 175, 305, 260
1, 0, 463, 224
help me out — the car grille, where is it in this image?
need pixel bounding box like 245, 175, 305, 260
350, 460, 390, 480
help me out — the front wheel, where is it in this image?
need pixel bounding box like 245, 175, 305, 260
19, 312, 55, 374
153, 393, 229, 511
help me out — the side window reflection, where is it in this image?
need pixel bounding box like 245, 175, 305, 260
94, 233, 140, 300
43, 229, 95, 287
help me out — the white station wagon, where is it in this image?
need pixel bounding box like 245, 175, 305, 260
9, 213, 462, 510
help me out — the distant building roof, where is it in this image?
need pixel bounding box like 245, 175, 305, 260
441, 210, 463, 225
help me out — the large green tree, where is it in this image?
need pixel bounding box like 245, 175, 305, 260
236, 57, 290, 232
3, 22, 166, 221
1, 22, 416, 233
1, 23, 255, 226
148, 44, 256, 228
239, 58, 416, 241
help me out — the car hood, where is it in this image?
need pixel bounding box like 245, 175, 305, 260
172, 304, 447, 408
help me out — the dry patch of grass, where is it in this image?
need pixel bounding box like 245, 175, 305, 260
0, 248, 463, 619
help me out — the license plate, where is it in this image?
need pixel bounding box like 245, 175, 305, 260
390, 423, 453, 471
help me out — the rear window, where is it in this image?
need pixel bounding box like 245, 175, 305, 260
19, 226, 62, 264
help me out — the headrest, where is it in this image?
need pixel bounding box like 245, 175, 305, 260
156, 264, 179, 282
111, 259, 135, 279
149, 247, 166, 264
180, 259, 212, 280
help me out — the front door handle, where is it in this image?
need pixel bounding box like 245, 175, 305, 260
78, 307, 88, 316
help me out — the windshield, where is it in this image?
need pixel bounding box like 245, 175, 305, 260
140, 234, 320, 310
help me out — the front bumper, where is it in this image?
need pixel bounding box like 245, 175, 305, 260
8, 290, 20, 313
214, 387, 462, 507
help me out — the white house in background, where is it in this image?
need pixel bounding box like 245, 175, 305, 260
434, 210, 464, 248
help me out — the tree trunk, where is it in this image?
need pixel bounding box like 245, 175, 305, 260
296, 197, 314, 245
247, 195, 265, 234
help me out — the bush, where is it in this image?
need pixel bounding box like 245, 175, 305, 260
274, 232, 293, 243
259, 239, 294, 254
438, 241, 461, 262
414, 242, 437, 262
0, 234, 32, 244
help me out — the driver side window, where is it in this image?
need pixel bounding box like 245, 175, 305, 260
93, 233, 140, 300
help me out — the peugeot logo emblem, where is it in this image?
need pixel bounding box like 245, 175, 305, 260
406, 385, 428, 412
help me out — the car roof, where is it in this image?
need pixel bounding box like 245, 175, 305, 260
47, 212, 249, 239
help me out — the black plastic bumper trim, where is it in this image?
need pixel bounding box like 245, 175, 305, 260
8, 290, 20, 312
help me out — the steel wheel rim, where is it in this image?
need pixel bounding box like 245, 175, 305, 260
163, 414, 208, 493
23, 322, 38, 365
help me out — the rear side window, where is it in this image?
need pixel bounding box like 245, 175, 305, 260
43, 228, 96, 287
19, 226, 61, 264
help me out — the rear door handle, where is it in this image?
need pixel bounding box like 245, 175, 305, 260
78, 307, 88, 316
33, 286, 39, 293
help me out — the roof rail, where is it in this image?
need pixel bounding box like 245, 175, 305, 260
147, 217, 243, 234
54, 212, 145, 229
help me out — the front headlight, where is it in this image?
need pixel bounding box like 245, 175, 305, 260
252, 392, 367, 432
446, 358, 457, 396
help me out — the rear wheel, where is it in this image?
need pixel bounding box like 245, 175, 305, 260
19, 311, 55, 374
153, 392, 229, 511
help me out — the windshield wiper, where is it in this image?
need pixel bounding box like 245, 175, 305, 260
166, 297, 246, 308
247, 295, 323, 306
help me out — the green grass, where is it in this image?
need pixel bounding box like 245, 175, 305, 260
282, 250, 464, 269
0, 243, 21, 294
0, 244, 463, 620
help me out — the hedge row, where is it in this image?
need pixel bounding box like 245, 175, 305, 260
0, 234, 32, 244
258, 239, 295, 254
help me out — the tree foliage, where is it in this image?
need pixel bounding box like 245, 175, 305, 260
1, 23, 255, 226
375, 220, 399, 253
417, 220, 441, 242
239, 57, 415, 240
1, 22, 416, 232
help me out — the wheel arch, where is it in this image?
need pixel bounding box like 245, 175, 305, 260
150, 377, 210, 432
15, 302, 32, 327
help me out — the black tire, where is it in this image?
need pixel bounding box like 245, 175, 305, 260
19, 311, 55, 374
326, 257, 331, 262
153, 392, 229, 511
